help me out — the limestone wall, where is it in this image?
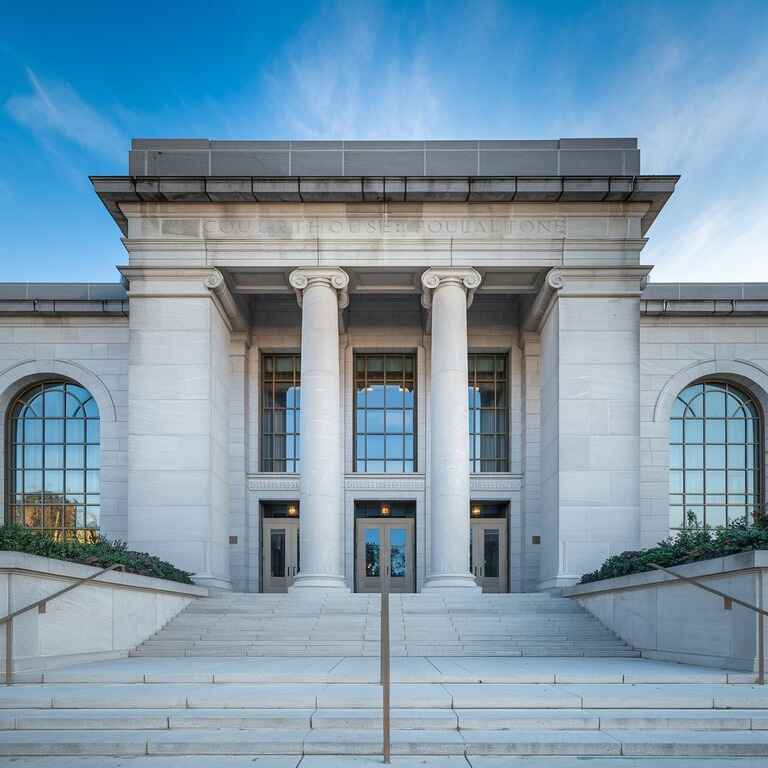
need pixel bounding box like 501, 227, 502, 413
639, 315, 768, 548
0, 552, 206, 672
0, 316, 129, 541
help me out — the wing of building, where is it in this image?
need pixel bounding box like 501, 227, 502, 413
1, 137, 764, 593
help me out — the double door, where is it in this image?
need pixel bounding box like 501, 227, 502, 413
470, 518, 507, 593
262, 517, 299, 592
356, 518, 415, 593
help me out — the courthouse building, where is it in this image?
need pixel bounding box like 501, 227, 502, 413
2, 138, 766, 594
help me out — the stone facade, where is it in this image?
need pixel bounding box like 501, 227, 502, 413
3, 138, 768, 593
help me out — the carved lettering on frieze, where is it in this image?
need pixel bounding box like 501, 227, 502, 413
194, 217, 566, 240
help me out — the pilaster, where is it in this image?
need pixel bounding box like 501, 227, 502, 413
537, 266, 650, 589
121, 267, 235, 590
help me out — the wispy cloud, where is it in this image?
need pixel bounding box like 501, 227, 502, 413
6, 68, 126, 165
263, 5, 446, 139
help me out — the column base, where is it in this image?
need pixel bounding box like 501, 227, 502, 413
422, 573, 482, 593
290, 573, 350, 591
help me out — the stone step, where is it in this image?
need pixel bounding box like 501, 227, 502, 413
1, 757, 764, 767
4, 727, 768, 757
5, 682, 768, 711
6, 706, 768, 732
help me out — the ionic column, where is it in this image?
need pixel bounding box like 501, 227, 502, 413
288, 267, 349, 590
421, 267, 482, 592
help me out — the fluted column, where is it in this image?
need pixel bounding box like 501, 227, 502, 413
422, 267, 482, 592
288, 267, 349, 590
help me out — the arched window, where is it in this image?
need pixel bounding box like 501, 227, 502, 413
7, 381, 100, 540
669, 381, 760, 529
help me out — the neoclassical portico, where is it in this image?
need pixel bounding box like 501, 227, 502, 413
80, 137, 681, 594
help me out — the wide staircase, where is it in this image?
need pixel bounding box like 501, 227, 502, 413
133, 591, 639, 658
2, 591, 768, 763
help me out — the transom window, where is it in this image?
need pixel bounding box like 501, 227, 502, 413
7, 381, 100, 540
354, 353, 415, 473
261, 353, 301, 473
468, 353, 509, 473
669, 381, 760, 529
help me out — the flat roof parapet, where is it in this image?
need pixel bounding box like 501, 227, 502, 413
128, 138, 641, 178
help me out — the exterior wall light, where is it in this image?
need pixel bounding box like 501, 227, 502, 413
471, 505, 481, 517
287, 504, 298, 517
380, 503, 391, 516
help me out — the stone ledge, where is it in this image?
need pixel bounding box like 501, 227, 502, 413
563, 550, 768, 598
0, 551, 208, 598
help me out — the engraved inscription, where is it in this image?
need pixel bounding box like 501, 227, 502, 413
196, 216, 566, 240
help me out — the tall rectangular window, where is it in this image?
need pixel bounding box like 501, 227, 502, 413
468, 353, 509, 472
261, 353, 300, 473
355, 353, 416, 473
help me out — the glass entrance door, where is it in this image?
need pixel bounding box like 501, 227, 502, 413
262, 517, 299, 592
470, 518, 507, 593
356, 518, 415, 593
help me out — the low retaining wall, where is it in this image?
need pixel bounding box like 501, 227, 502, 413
0, 552, 207, 672
563, 551, 768, 671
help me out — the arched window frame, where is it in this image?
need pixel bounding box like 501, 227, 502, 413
5, 379, 101, 541
669, 380, 762, 530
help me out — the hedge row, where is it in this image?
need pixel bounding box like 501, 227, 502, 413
0, 525, 194, 584
581, 517, 768, 584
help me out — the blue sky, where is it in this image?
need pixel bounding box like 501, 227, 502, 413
1, 0, 767, 284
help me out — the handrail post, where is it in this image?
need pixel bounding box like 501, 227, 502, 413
380, 587, 390, 763
5, 620, 11, 686
759, 611, 765, 685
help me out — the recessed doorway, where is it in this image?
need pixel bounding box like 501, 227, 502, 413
355, 501, 416, 593
261, 501, 300, 593
470, 502, 508, 593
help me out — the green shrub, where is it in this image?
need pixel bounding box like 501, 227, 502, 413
581, 516, 768, 584
0, 525, 193, 584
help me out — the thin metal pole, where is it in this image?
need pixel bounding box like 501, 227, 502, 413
759, 612, 765, 685
5, 619, 12, 686
381, 588, 390, 763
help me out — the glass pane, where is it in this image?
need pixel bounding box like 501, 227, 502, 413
727, 419, 746, 443
684, 445, 703, 469
705, 385, 726, 417
367, 435, 384, 459
270, 530, 286, 577
386, 435, 403, 459
705, 444, 726, 469
684, 420, 703, 443
67, 445, 85, 468
367, 386, 385, 408
386, 411, 404, 433
367, 410, 385, 433
45, 445, 64, 469
365, 528, 380, 577
389, 528, 406, 578
705, 419, 725, 443
24, 419, 42, 443
44, 387, 65, 417
67, 420, 84, 442
484, 529, 500, 578
45, 420, 64, 443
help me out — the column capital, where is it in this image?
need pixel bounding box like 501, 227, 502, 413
420, 267, 482, 310
289, 267, 350, 309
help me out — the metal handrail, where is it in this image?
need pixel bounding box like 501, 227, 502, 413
649, 562, 767, 684
380, 585, 390, 763
1, 562, 125, 685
